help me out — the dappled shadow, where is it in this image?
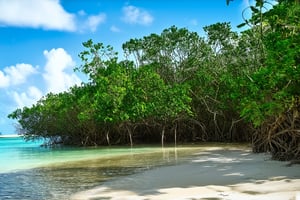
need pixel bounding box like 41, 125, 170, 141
71, 149, 300, 200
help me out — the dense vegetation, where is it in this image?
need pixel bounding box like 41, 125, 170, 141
9, 0, 299, 160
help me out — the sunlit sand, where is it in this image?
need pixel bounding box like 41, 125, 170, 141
71, 148, 300, 200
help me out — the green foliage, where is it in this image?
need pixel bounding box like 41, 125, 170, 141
237, 0, 300, 127
8, 22, 251, 144
76, 39, 118, 81
9, 0, 299, 147
123, 26, 208, 84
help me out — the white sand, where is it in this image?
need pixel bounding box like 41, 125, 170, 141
0, 134, 23, 138
71, 148, 300, 200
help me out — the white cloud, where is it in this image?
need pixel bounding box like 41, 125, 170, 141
86, 13, 106, 32
76, 11, 106, 33
4, 64, 38, 85
0, 0, 76, 31
4, 48, 81, 110
0, 0, 108, 32
122, 5, 153, 25
43, 48, 81, 94
0, 71, 10, 88
110, 25, 121, 32
0, 63, 38, 88
12, 86, 43, 108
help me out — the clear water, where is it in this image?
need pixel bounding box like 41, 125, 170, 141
0, 136, 169, 173
1, 136, 217, 200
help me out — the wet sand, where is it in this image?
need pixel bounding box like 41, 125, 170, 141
71, 148, 300, 200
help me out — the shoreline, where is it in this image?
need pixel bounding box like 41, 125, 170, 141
71, 148, 300, 200
0, 134, 23, 138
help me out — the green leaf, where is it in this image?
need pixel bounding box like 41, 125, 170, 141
250, 6, 260, 14
237, 23, 247, 28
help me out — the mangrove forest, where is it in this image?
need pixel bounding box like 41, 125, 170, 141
8, 0, 300, 161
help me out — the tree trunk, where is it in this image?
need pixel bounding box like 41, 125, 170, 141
161, 127, 165, 147
174, 123, 177, 146
127, 126, 133, 147
106, 131, 110, 146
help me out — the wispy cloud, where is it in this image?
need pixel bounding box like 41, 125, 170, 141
0, 0, 76, 31
85, 13, 106, 32
78, 10, 87, 16
122, 5, 153, 25
190, 19, 198, 26
0, 64, 38, 88
110, 25, 121, 32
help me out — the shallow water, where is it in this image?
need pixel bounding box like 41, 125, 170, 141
0, 136, 248, 200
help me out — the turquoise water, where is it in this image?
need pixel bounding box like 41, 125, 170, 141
0, 136, 165, 173
0, 136, 45, 172
0, 136, 203, 200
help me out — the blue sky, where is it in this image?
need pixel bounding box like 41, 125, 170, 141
0, 0, 253, 134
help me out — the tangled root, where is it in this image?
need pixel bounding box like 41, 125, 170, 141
252, 106, 300, 161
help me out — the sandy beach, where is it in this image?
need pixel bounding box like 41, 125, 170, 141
71, 147, 300, 200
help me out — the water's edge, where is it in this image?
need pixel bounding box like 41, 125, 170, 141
0, 137, 250, 200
